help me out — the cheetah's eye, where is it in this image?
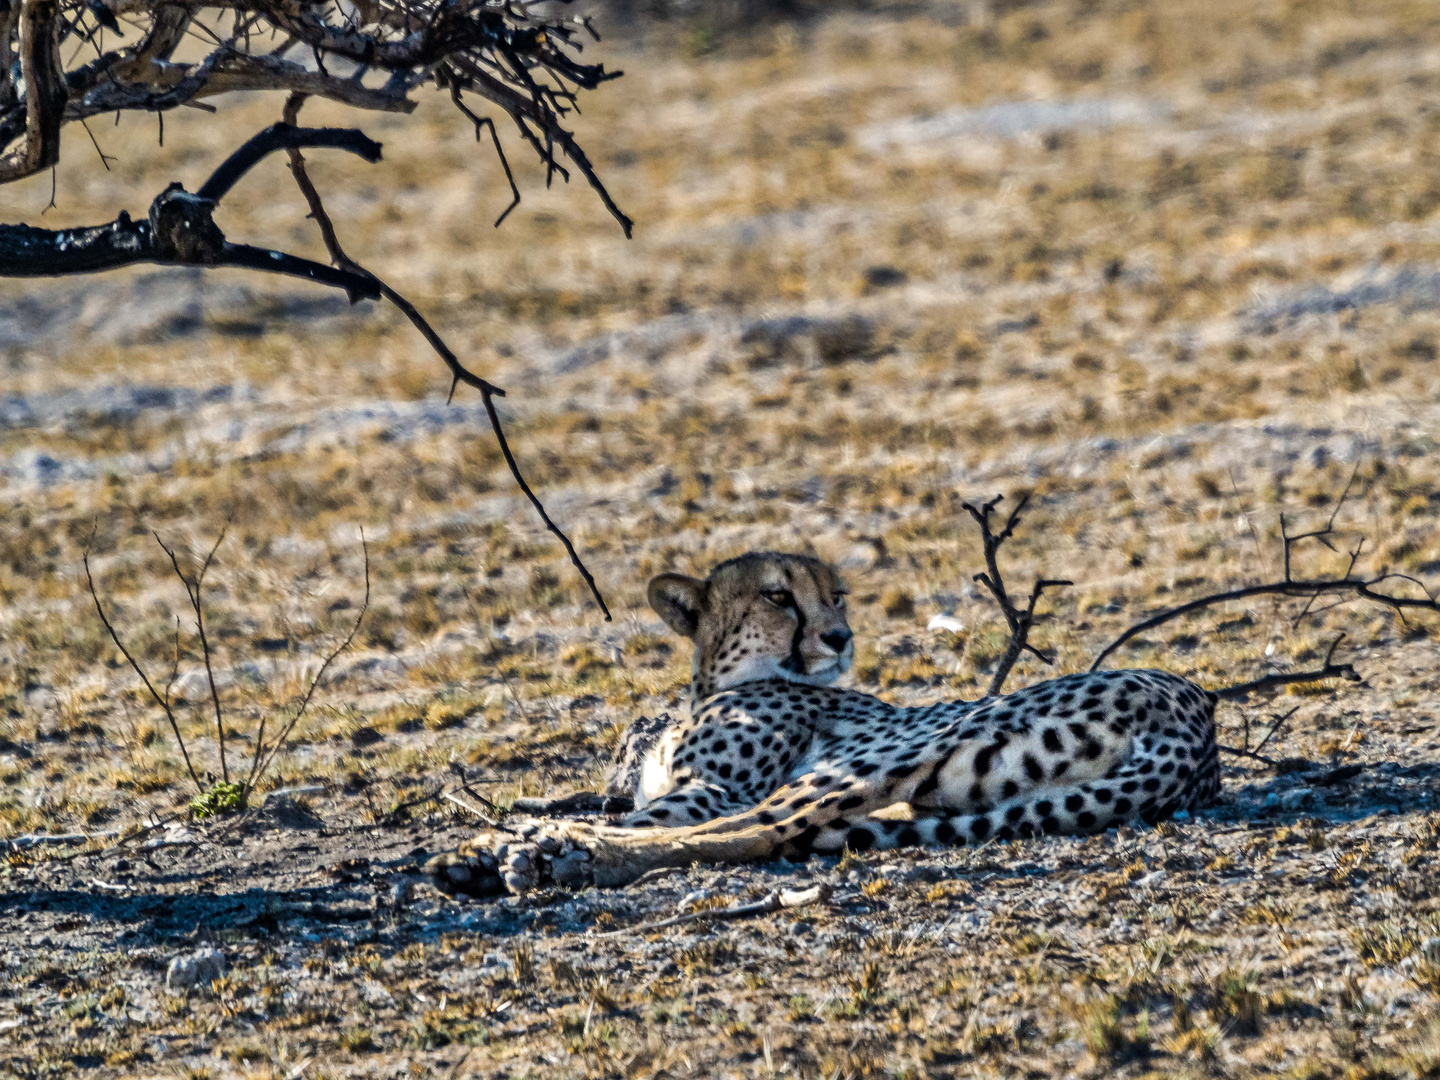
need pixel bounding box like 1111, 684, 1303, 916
832, 592, 847, 609
761, 589, 796, 610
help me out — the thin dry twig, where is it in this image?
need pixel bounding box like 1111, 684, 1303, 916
961, 494, 1072, 697
1218, 704, 1304, 766
154, 526, 230, 783
246, 533, 370, 790
83, 542, 203, 792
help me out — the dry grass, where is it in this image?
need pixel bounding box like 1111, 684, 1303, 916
2, 0, 1440, 1075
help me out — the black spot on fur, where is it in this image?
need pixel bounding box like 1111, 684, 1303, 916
847, 827, 875, 852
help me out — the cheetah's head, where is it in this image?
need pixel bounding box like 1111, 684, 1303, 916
648, 552, 853, 701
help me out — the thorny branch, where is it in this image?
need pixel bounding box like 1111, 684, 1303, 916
281, 93, 611, 619
2, 3, 626, 617
0, 0, 632, 238
961, 494, 1072, 697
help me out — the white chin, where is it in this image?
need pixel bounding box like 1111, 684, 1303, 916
790, 659, 844, 686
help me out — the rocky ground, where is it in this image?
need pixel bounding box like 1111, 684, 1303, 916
3, 0, 1440, 1075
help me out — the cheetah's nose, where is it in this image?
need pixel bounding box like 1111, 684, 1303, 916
820, 629, 853, 654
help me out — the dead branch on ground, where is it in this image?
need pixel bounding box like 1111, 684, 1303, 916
1089, 473, 1439, 686
1218, 704, 1303, 766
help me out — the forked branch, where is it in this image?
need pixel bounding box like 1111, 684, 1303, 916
961, 494, 1073, 697
1212, 635, 1360, 701
1089, 469, 1437, 700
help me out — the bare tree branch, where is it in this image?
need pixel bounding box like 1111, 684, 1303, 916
2, 0, 632, 234
280, 93, 612, 619
0, 0, 66, 183
961, 494, 1072, 697
1089, 573, 1438, 673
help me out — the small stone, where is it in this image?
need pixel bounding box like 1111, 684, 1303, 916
506, 850, 534, 873
536, 835, 561, 854
679, 889, 712, 911
166, 948, 224, 992
493, 843, 510, 860
1421, 937, 1440, 963
445, 862, 472, 884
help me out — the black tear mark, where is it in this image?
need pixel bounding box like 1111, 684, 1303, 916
785, 564, 807, 675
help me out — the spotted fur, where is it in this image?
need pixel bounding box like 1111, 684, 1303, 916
428, 552, 1220, 895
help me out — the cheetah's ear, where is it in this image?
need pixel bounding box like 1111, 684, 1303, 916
648, 573, 705, 638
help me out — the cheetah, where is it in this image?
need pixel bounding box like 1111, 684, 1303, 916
427, 551, 1220, 895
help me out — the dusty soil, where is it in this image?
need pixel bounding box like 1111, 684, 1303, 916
3, 0, 1440, 1076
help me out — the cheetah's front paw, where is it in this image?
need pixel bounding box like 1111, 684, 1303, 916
426, 821, 598, 896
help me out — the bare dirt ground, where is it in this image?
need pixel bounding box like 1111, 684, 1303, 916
3, 0, 1440, 1076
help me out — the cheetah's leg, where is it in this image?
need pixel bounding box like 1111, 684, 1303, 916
621, 782, 751, 827
427, 766, 899, 893
803, 754, 1217, 854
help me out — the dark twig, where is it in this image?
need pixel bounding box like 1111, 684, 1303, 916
1089, 572, 1437, 672
280, 94, 611, 620
449, 83, 521, 227
195, 121, 382, 202
1218, 700, 1302, 765
247, 533, 370, 789
961, 494, 1072, 697
1280, 462, 1361, 582
154, 526, 230, 783
1213, 635, 1359, 701
1251, 704, 1303, 757
83, 543, 203, 792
